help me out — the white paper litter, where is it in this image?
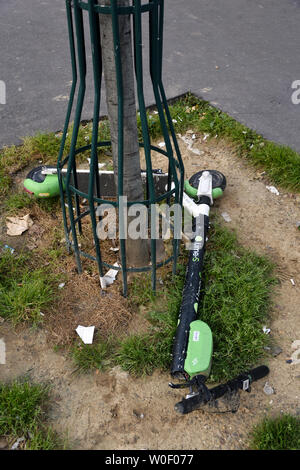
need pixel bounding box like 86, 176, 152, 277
221, 212, 232, 223
100, 262, 120, 289
58, 283, 65, 289
290, 279, 295, 286
11, 437, 25, 450
203, 133, 210, 141
263, 326, 271, 335
178, 134, 204, 156
158, 142, 166, 148
266, 185, 280, 196
6, 214, 34, 236
291, 340, 300, 365
76, 325, 95, 345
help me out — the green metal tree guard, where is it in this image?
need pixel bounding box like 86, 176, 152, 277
57, 0, 184, 296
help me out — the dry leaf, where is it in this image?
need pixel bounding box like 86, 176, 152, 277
6, 214, 34, 236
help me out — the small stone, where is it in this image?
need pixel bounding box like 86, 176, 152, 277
0, 438, 8, 450
271, 346, 283, 357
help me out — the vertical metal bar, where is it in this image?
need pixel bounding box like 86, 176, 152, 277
156, 0, 184, 273
65, 0, 87, 273
57, 0, 78, 254
88, 0, 104, 278
133, 0, 157, 291
149, 0, 180, 274
157, 0, 184, 202
110, 0, 127, 296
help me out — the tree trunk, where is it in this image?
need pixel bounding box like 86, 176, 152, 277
98, 0, 149, 267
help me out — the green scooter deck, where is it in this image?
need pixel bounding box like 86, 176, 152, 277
184, 320, 213, 379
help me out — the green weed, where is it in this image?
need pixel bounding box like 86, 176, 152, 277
250, 414, 300, 450
0, 380, 65, 450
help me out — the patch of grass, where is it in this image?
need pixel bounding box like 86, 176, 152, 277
4, 188, 60, 218
167, 93, 300, 192
116, 220, 275, 380
36, 195, 61, 213
250, 414, 300, 450
0, 380, 49, 437
116, 330, 173, 377
0, 250, 61, 325
4, 191, 35, 212
129, 273, 157, 306
25, 424, 66, 450
71, 335, 115, 374
0, 380, 65, 450
200, 221, 275, 381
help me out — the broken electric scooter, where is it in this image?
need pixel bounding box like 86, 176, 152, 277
169, 170, 269, 414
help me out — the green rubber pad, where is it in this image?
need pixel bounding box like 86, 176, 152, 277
184, 180, 223, 200
184, 320, 213, 379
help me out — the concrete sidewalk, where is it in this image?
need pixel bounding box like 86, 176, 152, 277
1, 0, 300, 151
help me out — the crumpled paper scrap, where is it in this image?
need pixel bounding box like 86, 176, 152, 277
75, 325, 95, 345
100, 262, 120, 289
6, 214, 33, 236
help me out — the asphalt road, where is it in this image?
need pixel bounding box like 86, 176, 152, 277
1, 0, 300, 151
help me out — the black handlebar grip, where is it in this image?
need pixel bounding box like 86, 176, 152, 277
248, 365, 270, 382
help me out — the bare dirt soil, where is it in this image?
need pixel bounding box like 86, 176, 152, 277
1, 134, 300, 450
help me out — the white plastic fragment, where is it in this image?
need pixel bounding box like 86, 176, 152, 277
0, 338, 6, 365
263, 326, 271, 335
266, 186, 280, 196
158, 142, 165, 148
290, 279, 295, 286
203, 133, 210, 141
41, 167, 57, 175
76, 325, 95, 345
3, 245, 15, 254
11, 437, 25, 450
291, 340, 300, 365
263, 382, 274, 396
100, 262, 120, 289
221, 212, 232, 223
58, 283, 65, 289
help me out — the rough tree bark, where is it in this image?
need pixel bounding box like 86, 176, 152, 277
98, 0, 149, 267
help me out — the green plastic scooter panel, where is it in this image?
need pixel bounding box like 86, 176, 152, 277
24, 175, 62, 198
184, 320, 213, 379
